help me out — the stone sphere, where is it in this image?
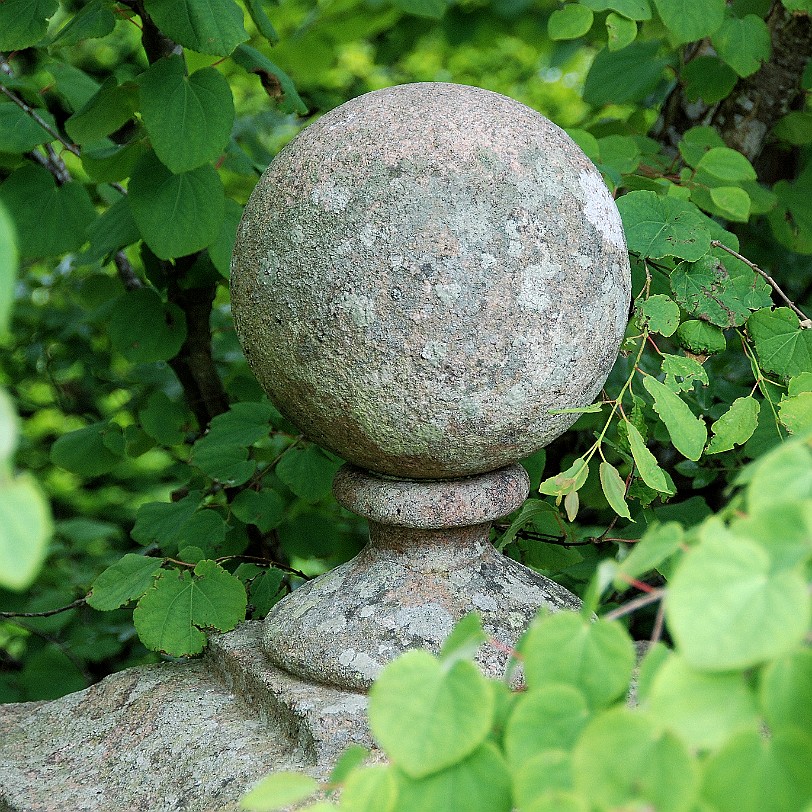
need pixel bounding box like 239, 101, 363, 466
231, 83, 630, 479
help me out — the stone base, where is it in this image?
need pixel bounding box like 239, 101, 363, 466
0, 623, 372, 812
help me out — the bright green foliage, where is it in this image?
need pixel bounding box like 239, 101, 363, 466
642, 375, 707, 460
706, 396, 760, 453
711, 14, 772, 77
626, 422, 674, 494
0, 203, 15, 333
49, 0, 116, 47
760, 650, 812, 736
65, 79, 139, 144
580, 0, 651, 19
109, 288, 187, 363
133, 560, 247, 656
276, 445, 343, 502
637, 294, 679, 336
605, 13, 637, 50
653, 0, 724, 45
614, 521, 683, 588
143, 0, 249, 56
682, 56, 737, 104
548, 5, 594, 40
748, 307, 812, 379
583, 41, 669, 105
51, 422, 125, 477
139, 57, 235, 173
599, 461, 631, 519
0, 0, 58, 50
0, 104, 57, 153
87, 554, 165, 611
241, 773, 319, 810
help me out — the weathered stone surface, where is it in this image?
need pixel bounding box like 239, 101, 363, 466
0, 623, 372, 812
231, 81, 631, 480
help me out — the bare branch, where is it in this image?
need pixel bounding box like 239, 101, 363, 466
0, 83, 80, 158
603, 588, 666, 621
0, 598, 87, 619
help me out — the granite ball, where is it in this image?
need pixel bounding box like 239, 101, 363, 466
231, 82, 631, 479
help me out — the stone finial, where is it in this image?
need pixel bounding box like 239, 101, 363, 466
231, 82, 631, 689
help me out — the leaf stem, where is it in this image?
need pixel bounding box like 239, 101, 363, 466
602, 587, 665, 620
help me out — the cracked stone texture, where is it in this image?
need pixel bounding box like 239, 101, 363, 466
263, 464, 581, 691
231, 81, 631, 479
0, 623, 372, 812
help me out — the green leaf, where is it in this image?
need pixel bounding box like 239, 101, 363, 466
736, 500, 812, 572
779, 391, 812, 434
583, 41, 669, 106
614, 521, 683, 588
49, 0, 116, 47
329, 745, 370, 785
65, 78, 139, 145
139, 56, 234, 173
679, 126, 727, 168
675, 320, 727, 355
599, 461, 632, 519
496, 499, 559, 550
206, 401, 274, 446
131, 491, 202, 549
0, 388, 16, 465
248, 568, 285, 616
709, 186, 751, 221
243, 0, 279, 44
82, 138, 149, 183
133, 560, 247, 656
626, 421, 675, 493
368, 650, 494, 778
701, 730, 812, 812
646, 653, 760, 750
143, 0, 247, 56
712, 14, 771, 77
392, 742, 511, 812
439, 612, 486, 666
521, 613, 636, 709
760, 649, 812, 736
82, 197, 140, 264
746, 441, 812, 515
580, 0, 651, 20
512, 750, 574, 809
617, 191, 711, 260
748, 307, 812, 379
682, 56, 738, 104
0, 474, 52, 591
340, 766, 398, 812
574, 706, 698, 811
392, 0, 449, 18
671, 256, 753, 327
129, 152, 224, 260
597, 134, 641, 174
504, 685, 590, 766
0, 103, 57, 152
606, 12, 637, 50
653, 0, 724, 43
276, 445, 342, 503
109, 288, 187, 364
139, 391, 189, 446
666, 530, 811, 671
231, 45, 308, 115
0, 0, 58, 50
706, 396, 760, 453
240, 772, 319, 811
661, 353, 709, 392
192, 435, 256, 486
0, 164, 97, 259
697, 147, 757, 182
230, 488, 285, 533
0, 201, 15, 336
51, 422, 125, 477
773, 112, 812, 145
87, 553, 164, 611
548, 5, 594, 40
209, 198, 243, 277
642, 375, 707, 460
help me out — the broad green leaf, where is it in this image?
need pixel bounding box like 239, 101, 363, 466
599, 461, 632, 519
614, 520, 683, 588
49, 0, 115, 47
231, 45, 308, 115
521, 613, 636, 709
701, 730, 812, 812
779, 392, 812, 434
143, 0, 248, 56
789, 372, 812, 396
368, 650, 494, 778
682, 56, 738, 104
597, 134, 641, 174
0, 103, 57, 152
679, 126, 726, 168
341, 766, 398, 812
139, 56, 234, 173
675, 320, 726, 355
643, 376, 707, 460
439, 612, 486, 666
706, 396, 760, 453
109, 288, 187, 363
573, 706, 698, 812
391, 743, 511, 812
276, 445, 342, 503
131, 491, 202, 548
0, 474, 52, 591
206, 401, 274, 446
504, 685, 590, 765
87, 553, 164, 611
606, 13, 637, 50
496, 499, 559, 551
748, 307, 812, 379
735, 501, 812, 572
666, 531, 811, 670
129, 152, 224, 260
133, 560, 247, 656
243, 0, 279, 44
51, 422, 124, 477
746, 441, 812, 515
139, 391, 189, 446
512, 750, 573, 809
548, 5, 594, 40
671, 256, 753, 327
697, 147, 757, 183
230, 488, 285, 533
653, 0, 724, 44
782, 0, 812, 9
646, 653, 760, 750
661, 354, 709, 392
617, 191, 711, 260
0, 164, 97, 259
626, 422, 675, 493
0, 202, 16, 335
712, 14, 771, 77
240, 772, 319, 811
329, 745, 370, 784
65, 78, 139, 144
710, 186, 751, 221
760, 649, 812, 736
192, 434, 256, 486
82, 138, 149, 183
82, 197, 140, 264
538, 457, 589, 497
247, 568, 284, 616
209, 198, 243, 277
583, 41, 669, 106
773, 112, 812, 145
580, 0, 651, 20
0, 0, 58, 50
0, 389, 17, 463
392, 0, 449, 18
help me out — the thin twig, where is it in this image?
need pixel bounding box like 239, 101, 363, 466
0, 597, 87, 619
165, 555, 311, 581
650, 597, 666, 644
603, 588, 665, 621
711, 240, 811, 326
0, 83, 80, 157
